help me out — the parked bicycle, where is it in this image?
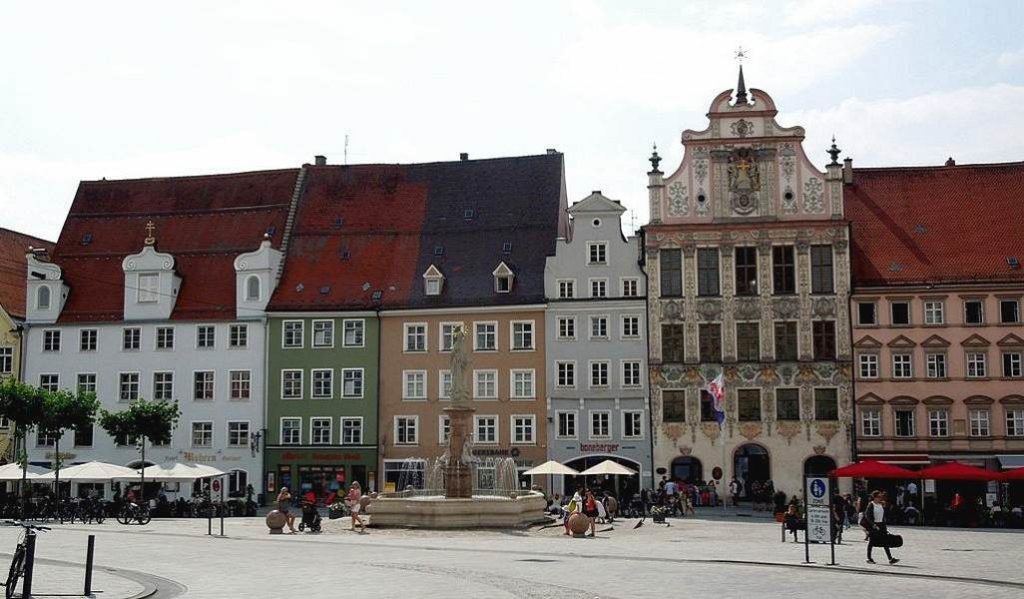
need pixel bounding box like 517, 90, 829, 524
116, 502, 151, 526
0, 520, 49, 599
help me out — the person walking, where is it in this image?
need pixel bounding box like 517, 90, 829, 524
277, 487, 297, 533
861, 491, 899, 565
728, 477, 741, 506
346, 481, 366, 533
583, 489, 601, 537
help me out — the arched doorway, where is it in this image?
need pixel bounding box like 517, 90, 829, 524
670, 456, 703, 483
563, 455, 642, 499
803, 455, 837, 477
733, 444, 770, 499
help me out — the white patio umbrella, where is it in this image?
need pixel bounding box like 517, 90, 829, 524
580, 459, 638, 499
117, 461, 225, 482
524, 460, 580, 498
0, 463, 48, 481
36, 461, 137, 482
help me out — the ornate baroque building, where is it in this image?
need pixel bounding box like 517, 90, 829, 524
644, 69, 853, 497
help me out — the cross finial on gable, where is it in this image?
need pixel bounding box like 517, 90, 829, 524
144, 221, 156, 246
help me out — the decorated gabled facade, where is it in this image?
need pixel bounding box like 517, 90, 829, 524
644, 68, 853, 498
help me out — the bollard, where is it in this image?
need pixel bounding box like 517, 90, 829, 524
207, 508, 212, 536
84, 534, 95, 596
23, 531, 36, 599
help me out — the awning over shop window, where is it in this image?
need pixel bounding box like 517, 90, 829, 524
997, 455, 1024, 470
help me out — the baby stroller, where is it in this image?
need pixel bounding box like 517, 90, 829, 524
298, 501, 322, 533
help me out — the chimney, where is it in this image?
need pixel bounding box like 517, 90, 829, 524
459, 152, 469, 161
314, 155, 327, 166
842, 158, 854, 184
546, 148, 558, 154
945, 156, 955, 167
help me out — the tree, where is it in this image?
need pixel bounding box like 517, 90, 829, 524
38, 389, 100, 497
0, 379, 48, 508
99, 399, 180, 499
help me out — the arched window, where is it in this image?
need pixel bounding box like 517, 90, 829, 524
245, 276, 261, 301
803, 455, 837, 477
37, 286, 51, 310
671, 456, 703, 483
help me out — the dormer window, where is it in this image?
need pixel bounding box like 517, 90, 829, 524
587, 242, 607, 265
36, 287, 51, 310
493, 262, 514, 294
245, 275, 261, 302
422, 265, 445, 296
138, 273, 159, 303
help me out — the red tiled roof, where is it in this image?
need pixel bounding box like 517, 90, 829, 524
845, 162, 1024, 287
0, 228, 54, 320
52, 169, 299, 322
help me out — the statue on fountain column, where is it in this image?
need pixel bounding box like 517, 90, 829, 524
449, 327, 471, 408
444, 327, 475, 498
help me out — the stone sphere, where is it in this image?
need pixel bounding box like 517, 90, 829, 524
369, 492, 379, 499
265, 510, 286, 531
567, 512, 590, 535
359, 495, 372, 508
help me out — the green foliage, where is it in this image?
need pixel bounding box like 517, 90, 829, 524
39, 389, 100, 437
99, 398, 180, 446
0, 378, 47, 430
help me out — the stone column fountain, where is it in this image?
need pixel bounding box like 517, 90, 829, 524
443, 328, 475, 498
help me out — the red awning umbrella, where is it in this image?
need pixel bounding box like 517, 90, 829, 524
1002, 468, 1024, 481
829, 460, 918, 479
917, 462, 1001, 481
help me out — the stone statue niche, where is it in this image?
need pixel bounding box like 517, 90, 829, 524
727, 147, 761, 216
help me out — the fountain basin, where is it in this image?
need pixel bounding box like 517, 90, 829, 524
367, 491, 546, 528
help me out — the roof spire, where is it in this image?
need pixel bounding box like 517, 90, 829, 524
827, 136, 842, 166
733, 46, 750, 106
648, 143, 662, 174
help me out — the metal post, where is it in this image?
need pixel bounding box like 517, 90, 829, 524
23, 531, 36, 599
219, 475, 225, 537
803, 475, 811, 564
828, 485, 836, 565
84, 534, 95, 595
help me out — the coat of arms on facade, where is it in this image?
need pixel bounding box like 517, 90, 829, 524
728, 148, 760, 215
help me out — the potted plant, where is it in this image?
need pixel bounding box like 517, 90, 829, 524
773, 490, 788, 521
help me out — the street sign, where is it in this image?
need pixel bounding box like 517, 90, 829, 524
806, 505, 831, 542
806, 476, 829, 506
803, 474, 836, 565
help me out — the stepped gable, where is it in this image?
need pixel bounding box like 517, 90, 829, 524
0, 228, 54, 319
52, 169, 299, 322
846, 161, 1024, 287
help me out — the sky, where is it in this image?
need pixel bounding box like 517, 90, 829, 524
2, 0, 1023, 241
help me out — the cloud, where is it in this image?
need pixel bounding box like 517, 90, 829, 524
998, 48, 1024, 68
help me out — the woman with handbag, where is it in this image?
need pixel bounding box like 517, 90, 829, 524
861, 491, 900, 565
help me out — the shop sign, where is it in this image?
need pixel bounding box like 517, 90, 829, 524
280, 451, 364, 462
580, 443, 619, 453
182, 452, 217, 463
45, 451, 75, 461
471, 447, 521, 458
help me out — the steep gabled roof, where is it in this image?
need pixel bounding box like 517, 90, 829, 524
845, 162, 1024, 288
52, 169, 299, 322
0, 227, 55, 320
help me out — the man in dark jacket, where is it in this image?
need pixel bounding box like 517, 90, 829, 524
861, 491, 900, 564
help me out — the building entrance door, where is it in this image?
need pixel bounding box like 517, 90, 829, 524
733, 444, 770, 499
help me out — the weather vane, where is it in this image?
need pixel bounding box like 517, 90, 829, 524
734, 46, 749, 63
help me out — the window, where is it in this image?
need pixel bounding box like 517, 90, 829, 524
928, 410, 949, 437
229, 324, 248, 348
282, 320, 304, 348
772, 246, 795, 295
895, 410, 915, 437
590, 278, 608, 298
590, 411, 611, 439
623, 411, 644, 439
312, 369, 334, 399
440, 323, 463, 352
810, 245, 834, 294
736, 322, 760, 361
312, 320, 334, 348
245, 275, 261, 301
196, 326, 215, 349
494, 264, 514, 293
969, 410, 990, 437
861, 409, 881, 437
662, 390, 686, 422
434, 370, 451, 400
230, 371, 251, 401
697, 248, 720, 296
475, 322, 497, 351
474, 370, 497, 399
228, 421, 250, 447
699, 323, 721, 362
1003, 352, 1023, 378
556, 361, 575, 388
556, 412, 577, 439
738, 389, 761, 421
964, 299, 984, 324
890, 301, 911, 326
926, 353, 947, 378
36, 429, 57, 447
590, 315, 608, 339
622, 360, 642, 388
281, 418, 302, 445
924, 300, 944, 325
892, 353, 913, 379
511, 370, 535, 399
857, 302, 877, 326
404, 323, 426, 352
734, 247, 758, 296
475, 416, 498, 444
776, 388, 800, 421
119, 373, 140, 401
138, 273, 159, 303
813, 388, 838, 420
114, 431, 138, 447
80, 329, 97, 351
700, 390, 715, 422
622, 278, 640, 297
588, 242, 607, 265
774, 321, 798, 361
1008, 409, 1024, 437
621, 315, 641, 339
342, 319, 365, 347
557, 279, 576, 299
43, 330, 60, 352
36, 286, 51, 310
193, 371, 215, 401
812, 321, 836, 360
342, 418, 363, 445
859, 354, 879, 379
590, 361, 609, 387
123, 327, 141, 350
156, 327, 174, 350
425, 275, 442, 296
311, 418, 332, 445
0, 347, 11, 375
403, 370, 426, 400
228, 470, 248, 496
1001, 299, 1021, 324
511, 321, 534, 350
512, 415, 535, 444
39, 374, 59, 392
395, 416, 419, 445
73, 425, 94, 447
191, 422, 213, 448
153, 372, 174, 401
342, 369, 364, 398
967, 352, 987, 378
661, 324, 685, 363
77, 373, 97, 395
281, 369, 303, 399
660, 249, 682, 297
